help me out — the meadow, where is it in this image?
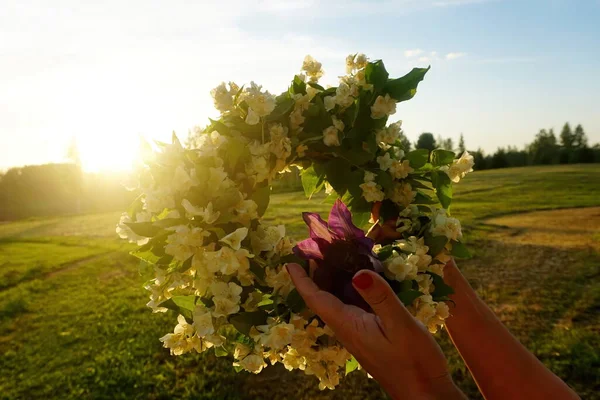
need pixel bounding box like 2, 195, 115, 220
1, 164, 599, 399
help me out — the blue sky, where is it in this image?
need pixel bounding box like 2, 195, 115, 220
1, 0, 599, 171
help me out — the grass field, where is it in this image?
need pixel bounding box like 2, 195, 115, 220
1, 164, 599, 399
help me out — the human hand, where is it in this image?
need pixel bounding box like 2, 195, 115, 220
286, 263, 466, 400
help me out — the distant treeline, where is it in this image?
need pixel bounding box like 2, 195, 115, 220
1, 122, 597, 221
0, 163, 136, 221
416, 123, 600, 170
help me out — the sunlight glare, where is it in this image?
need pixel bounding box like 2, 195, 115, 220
77, 134, 141, 173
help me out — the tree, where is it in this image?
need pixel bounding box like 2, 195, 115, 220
472, 148, 487, 170
442, 138, 454, 151
491, 148, 509, 169
399, 131, 412, 152
416, 133, 436, 151
458, 134, 466, 154
573, 124, 588, 148
559, 123, 574, 149
529, 128, 559, 165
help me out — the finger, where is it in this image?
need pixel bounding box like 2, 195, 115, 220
286, 263, 349, 331
352, 270, 414, 327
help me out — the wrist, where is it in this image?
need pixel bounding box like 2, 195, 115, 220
385, 374, 466, 400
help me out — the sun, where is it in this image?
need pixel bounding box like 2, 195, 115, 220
76, 134, 141, 173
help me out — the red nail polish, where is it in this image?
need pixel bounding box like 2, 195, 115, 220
352, 272, 373, 290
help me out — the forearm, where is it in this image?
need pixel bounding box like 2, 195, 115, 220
443, 260, 579, 400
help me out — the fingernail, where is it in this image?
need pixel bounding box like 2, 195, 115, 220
352, 272, 373, 290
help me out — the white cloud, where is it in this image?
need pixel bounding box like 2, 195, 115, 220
446, 52, 467, 60
404, 49, 423, 58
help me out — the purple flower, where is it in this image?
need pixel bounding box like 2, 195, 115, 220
293, 199, 383, 310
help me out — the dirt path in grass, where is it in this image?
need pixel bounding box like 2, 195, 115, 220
483, 207, 600, 251
45, 252, 114, 279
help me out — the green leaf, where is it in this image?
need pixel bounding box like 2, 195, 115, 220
376, 245, 394, 261
384, 66, 430, 102
345, 356, 359, 375
267, 96, 295, 122
285, 289, 306, 313
176, 255, 194, 273
397, 289, 424, 306
451, 241, 472, 259
364, 60, 389, 92
407, 178, 432, 191
307, 82, 325, 91
431, 171, 452, 209
152, 218, 187, 229
225, 138, 248, 170
158, 295, 197, 320
324, 158, 352, 195
290, 75, 307, 95
124, 222, 162, 237
214, 346, 229, 357
424, 233, 448, 256
252, 185, 271, 217
428, 272, 455, 300
413, 191, 437, 205
430, 149, 456, 167
130, 248, 161, 264
249, 259, 266, 281
127, 194, 145, 218
344, 193, 371, 228
405, 149, 430, 169
301, 165, 325, 198
375, 171, 394, 192
229, 311, 268, 336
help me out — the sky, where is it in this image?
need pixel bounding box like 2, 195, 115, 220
1, 0, 599, 171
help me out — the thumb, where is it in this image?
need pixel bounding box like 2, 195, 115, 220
352, 270, 414, 327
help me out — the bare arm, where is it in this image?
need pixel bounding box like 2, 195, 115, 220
443, 259, 580, 400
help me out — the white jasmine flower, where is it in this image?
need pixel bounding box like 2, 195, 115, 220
245, 108, 260, 125
258, 322, 295, 351
219, 227, 249, 251
159, 315, 196, 355
301, 55, 324, 82
359, 171, 385, 202
322, 126, 341, 147
265, 265, 294, 297
376, 152, 394, 171
384, 252, 418, 281
334, 82, 355, 108
116, 213, 150, 245
192, 306, 215, 337
331, 116, 345, 132
390, 182, 416, 207
430, 209, 463, 241
144, 188, 175, 214
210, 281, 243, 317
441, 151, 475, 183
324, 96, 336, 111
233, 199, 259, 227
371, 94, 397, 119
210, 82, 235, 113
389, 159, 414, 180
238, 353, 267, 374
165, 225, 210, 262
181, 199, 221, 224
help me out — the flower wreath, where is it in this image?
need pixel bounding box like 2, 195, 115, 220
118, 54, 474, 390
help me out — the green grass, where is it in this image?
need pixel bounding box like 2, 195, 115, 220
1, 164, 599, 399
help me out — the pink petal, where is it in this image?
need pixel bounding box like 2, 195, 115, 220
328, 199, 365, 239
293, 238, 324, 260
302, 212, 333, 242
